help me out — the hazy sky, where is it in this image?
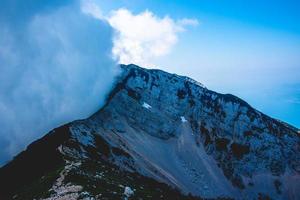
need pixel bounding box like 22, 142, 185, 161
0, 0, 299, 164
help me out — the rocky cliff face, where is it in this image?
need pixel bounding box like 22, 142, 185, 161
0, 64, 299, 200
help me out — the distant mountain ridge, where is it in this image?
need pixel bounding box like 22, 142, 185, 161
0, 64, 299, 200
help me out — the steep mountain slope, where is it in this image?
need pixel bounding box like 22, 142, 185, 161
0, 124, 202, 200
0, 64, 299, 200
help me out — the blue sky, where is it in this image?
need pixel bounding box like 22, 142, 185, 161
94, 0, 300, 128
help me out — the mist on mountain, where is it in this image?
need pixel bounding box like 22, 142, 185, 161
0, 0, 119, 165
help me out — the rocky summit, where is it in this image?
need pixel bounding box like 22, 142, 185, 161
0, 64, 299, 200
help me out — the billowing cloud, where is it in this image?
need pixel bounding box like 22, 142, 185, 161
79, 1, 199, 66
107, 9, 198, 67
0, 0, 118, 165
0, 0, 197, 165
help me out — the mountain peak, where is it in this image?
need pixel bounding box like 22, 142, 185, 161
1, 64, 299, 200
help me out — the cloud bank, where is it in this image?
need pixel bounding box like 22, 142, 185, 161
0, 0, 118, 165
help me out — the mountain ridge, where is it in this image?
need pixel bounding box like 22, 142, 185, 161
0, 64, 299, 200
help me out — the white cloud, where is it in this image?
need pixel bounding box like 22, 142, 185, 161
79, 1, 199, 67
107, 9, 199, 67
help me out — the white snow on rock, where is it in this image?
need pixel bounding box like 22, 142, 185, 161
180, 116, 187, 123
124, 186, 134, 200
57, 145, 63, 154
142, 102, 152, 109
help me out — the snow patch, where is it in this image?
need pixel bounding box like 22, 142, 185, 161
57, 145, 63, 154
180, 116, 188, 123
124, 186, 134, 200
142, 102, 152, 109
